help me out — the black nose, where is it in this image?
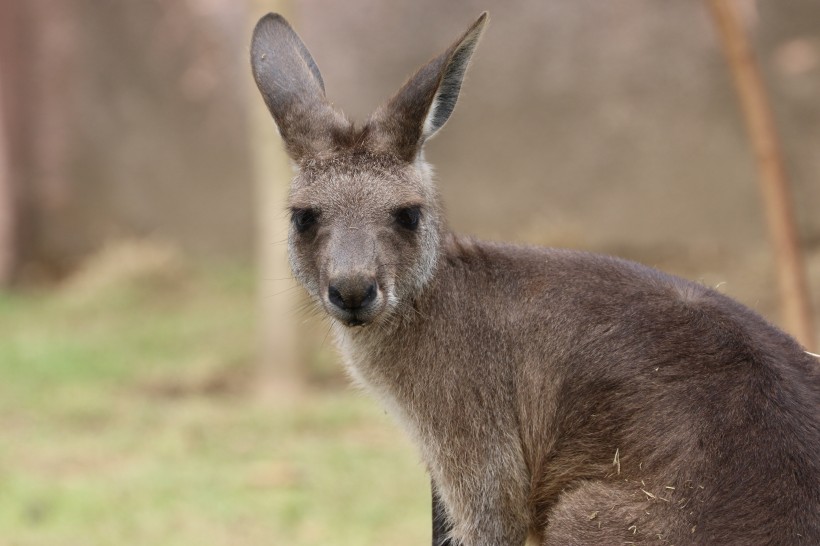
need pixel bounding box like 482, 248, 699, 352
328, 277, 378, 312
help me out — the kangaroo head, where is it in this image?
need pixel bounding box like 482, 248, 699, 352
251, 13, 487, 327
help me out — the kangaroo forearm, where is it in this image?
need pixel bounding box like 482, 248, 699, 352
432, 479, 455, 546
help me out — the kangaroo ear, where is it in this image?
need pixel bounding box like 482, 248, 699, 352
368, 13, 488, 161
251, 14, 347, 160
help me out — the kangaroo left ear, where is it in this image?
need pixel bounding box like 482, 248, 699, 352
368, 13, 488, 161
250, 13, 349, 161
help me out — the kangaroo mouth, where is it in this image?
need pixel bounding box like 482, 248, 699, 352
323, 300, 384, 327
330, 308, 379, 327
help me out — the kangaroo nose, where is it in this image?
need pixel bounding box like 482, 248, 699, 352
328, 277, 377, 312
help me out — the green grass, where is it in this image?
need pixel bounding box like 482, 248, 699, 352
0, 254, 429, 545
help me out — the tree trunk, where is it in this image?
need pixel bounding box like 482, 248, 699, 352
0, 80, 13, 286
248, 0, 303, 392
0, 0, 24, 286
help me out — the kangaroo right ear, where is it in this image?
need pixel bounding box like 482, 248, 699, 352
368, 13, 488, 161
250, 14, 347, 160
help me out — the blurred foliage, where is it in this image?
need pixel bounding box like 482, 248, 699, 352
0, 241, 428, 545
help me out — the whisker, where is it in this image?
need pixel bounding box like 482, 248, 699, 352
321, 322, 335, 348
264, 286, 302, 298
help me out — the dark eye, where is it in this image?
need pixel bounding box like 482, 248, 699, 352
292, 208, 318, 233
394, 206, 421, 231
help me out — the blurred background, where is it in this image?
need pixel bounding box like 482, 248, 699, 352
0, 0, 817, 544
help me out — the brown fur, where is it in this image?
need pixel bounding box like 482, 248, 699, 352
251, 12, 820, 545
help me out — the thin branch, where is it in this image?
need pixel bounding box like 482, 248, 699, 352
706, 0, 816, 351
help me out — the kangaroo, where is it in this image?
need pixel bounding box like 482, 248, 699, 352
250, 12, 820, 545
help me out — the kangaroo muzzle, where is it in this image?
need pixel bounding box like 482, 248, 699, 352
322, 229, 384, 326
